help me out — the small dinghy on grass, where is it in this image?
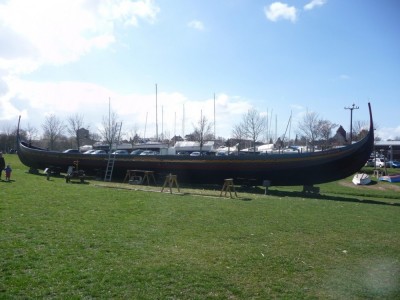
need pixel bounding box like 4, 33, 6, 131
379, 174, 400, 183
352, 173, 371, 185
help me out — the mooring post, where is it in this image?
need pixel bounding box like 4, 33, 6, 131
263, 180, 271, 195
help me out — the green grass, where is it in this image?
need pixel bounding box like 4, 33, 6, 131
1, 154, 400, 299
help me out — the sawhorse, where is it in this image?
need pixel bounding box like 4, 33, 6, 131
161, 174, 180, 193
220, 178, 238, 198
142, 171, 156, 185
373, 169, 386, 178
124, 170, 156, 185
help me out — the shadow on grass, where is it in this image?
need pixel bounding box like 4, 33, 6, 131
66, 181, 90, 185
0, 179, 15, 183
24, 172, 399, 206
190, 183, 399, 206
366, 180, 378, 186
25, 172, 91, 184
264, 189, 400, 207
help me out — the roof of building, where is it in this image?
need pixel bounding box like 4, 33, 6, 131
375, 141, 400, 146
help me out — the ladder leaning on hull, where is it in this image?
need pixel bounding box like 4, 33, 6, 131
104, 122, 122, 182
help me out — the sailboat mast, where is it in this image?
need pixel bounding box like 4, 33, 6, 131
144, 112, 148, 140
182, 104, 185, 138
155, 84, 158, 141
269, 109, 273, 143
214, 93, 216, 139
288, 111, 292, 146
108, 97, 112, 146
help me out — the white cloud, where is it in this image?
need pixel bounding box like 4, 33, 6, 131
376, 126, 400, 141
0, 76, 251, 139
339, 74, 350, 80
99, 0, 159, 27
188, 20, 205, 31
0, 0, 251, 140
264, 2, 297, 23
0, 0, 160, 74
304, 0, 327, 11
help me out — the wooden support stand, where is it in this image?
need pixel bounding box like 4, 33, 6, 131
142, 171, 156, 185
124, 170, 156, 185
123, 171, 131, 183
65, 171, 86, 183
220, 179, 238, 198
302, 185, 320, 194
161, 174, 180, 193
373, 169, 386, 178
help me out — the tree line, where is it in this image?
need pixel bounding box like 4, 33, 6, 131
0, 108, 380, 153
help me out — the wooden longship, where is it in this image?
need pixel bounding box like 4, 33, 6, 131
17, 103, 374, 186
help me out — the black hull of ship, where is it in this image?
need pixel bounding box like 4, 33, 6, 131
16, 104, 374, 186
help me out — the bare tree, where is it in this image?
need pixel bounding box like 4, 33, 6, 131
42, 114, 66, 150
127, 124, 141, 146
67, 113, 87, 149
90, 132, 101, 142
25, 123, 39, 142
297, 111, 320, 150
192, 113, 213, 153
318, 120, 338, 149
240, 109, 267, 152
352, 120, 368, 141
99, 111, 120, 149
232, 124, 246, 152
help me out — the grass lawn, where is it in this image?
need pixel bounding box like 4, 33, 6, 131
1, 154, 399, 299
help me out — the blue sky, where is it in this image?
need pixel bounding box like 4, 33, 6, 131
0, 0, 399, 141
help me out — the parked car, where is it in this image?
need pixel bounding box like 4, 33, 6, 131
130, 149, 144, 155
190, 151, 201, 156
387, 160, 400, 168
372, 158, 388, 168
112, 150, 129, 155
140, 150, 158, 155
91, 150, 107, 155
63, 149, 80, 154
215, 151, 228, 156
177, 151, 190, 156
83, 150, 96, 154
365, 159, 375, 167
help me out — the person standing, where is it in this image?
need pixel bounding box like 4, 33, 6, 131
0, 152, 5, 180
5, 165, 12, 181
